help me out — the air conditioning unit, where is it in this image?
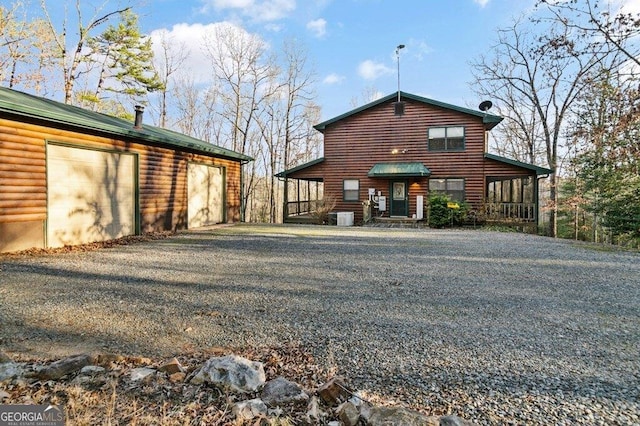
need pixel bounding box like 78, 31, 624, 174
337, 212, 354, 226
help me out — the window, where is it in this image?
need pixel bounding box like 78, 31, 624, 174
343, 179, 360, 201
429, 178, 465, 202
428, 126, 465, 151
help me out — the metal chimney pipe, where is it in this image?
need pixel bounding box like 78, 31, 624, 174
134, 105, 144, 129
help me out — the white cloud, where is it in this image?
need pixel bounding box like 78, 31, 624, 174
307, 18, 327, 38
150, 22, 265, 84
473, 0, 490, 7
203, 0, 296, 22
357, 60, 393, 81
323, 73, 345, 84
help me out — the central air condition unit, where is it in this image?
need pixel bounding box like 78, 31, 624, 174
337, 212, 354, 226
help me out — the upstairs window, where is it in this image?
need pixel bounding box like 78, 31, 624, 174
343, 179, 360, 201
429, 178, 465, 202
428, 126, 465, 151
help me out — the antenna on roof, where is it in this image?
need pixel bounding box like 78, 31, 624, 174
395, 44, 406, 116
479, 100, 493, 112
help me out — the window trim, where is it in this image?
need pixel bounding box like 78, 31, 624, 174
343, 179, 360, 202
427, 126, 466, 151
429, 177, 466, 202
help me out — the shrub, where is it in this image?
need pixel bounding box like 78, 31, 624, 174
428, 194, 469, 228
312, 195, 337, 225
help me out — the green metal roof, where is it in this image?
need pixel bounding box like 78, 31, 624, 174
275, 157, 325, 178
0, 87, 252, 162
314, 91, 503, 132
484, 153, 554, 175
368, 162, 431, 178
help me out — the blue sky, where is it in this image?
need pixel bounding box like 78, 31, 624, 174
135, 0, 533, 120
31, 0, 545, 121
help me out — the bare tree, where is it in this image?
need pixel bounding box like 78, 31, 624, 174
470, 15, 614, 237
152, 29, 188, 128
40, 0, 130, 104
538, 0, 640, 69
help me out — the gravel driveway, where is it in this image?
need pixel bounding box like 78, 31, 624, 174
1, 224, 639, 424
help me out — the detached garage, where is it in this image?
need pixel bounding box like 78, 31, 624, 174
0, 87, 252, 253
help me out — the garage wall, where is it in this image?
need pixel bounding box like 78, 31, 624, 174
0, 117, 242, 253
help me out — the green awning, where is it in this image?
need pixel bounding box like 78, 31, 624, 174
367, 162, 431, 178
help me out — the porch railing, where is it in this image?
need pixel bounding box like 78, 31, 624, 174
484, 202, 537, 222
285, 200, 319, 217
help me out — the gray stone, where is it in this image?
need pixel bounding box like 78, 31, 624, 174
338, 401, 360, 426
362, 405, 439, 426
130, 367, 156, 382
440, 415, 476, 426
33, 354, 92, 380
232, 398, 268, 420
190, 355, 265, 393
260, 376, 308, 406
0, 363, 22, 382
80, 365, 106, 375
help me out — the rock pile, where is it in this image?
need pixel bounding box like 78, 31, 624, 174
0, 350, 475, 425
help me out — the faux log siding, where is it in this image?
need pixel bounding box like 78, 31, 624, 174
0, 117, 241, 250
318, 99, 490, 222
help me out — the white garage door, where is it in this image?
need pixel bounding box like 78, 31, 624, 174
188, 163, 224, 228
47, 144, 135, 248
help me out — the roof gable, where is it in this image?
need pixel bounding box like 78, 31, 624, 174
314, 91, 503, 132
0, 87, 252, 162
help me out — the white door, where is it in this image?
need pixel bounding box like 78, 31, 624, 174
47, 144, 135, 248
188, 163, 224, 228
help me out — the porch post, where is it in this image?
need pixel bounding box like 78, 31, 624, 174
283, 176, 289, 223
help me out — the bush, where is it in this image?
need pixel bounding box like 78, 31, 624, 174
312, 195, 337, 225
428, 194, 469, 228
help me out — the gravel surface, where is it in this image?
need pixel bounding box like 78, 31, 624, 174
1, 224, 639, 425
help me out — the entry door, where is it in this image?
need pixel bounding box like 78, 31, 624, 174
390, 180, 408, 216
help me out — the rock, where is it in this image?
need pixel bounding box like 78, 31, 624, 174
318, 376, 351, 406
190, 355, 265, 393
158, 357, 184, 375
232, 398, 268, 420
0, 362, 22, 382
0, 390, 9, 402
338, 401, 360, 426
440, 415, 477, 426
33, 354, 92, 380
130, 367, 156, 382
362, 405, 439, 426
80, 365, 106, 375
327, 422, 341, 426
168, 372, 186, 383
260, 376, 308, 407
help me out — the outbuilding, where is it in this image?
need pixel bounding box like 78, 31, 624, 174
0, 87, 251, 253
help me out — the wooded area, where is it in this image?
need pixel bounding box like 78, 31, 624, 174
1, 0, 638, 245
470, 0, 640, 245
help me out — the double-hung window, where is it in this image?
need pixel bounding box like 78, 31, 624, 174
343, 179, 360, 202
428, 126, 465, 151
429, 178, 465, 202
